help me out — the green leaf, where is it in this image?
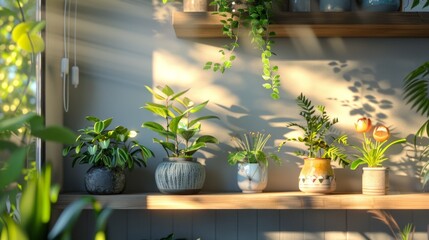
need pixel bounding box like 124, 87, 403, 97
32, 126, 77, 145
171, 88, 190, 101
94, 208, 113, 239
94, 121, 105, 134
145, 85, 166, 100
188, 116, 219, 128
228, 151, 247, 165
412, 0, 420, 8
0, 147, 27, 189
143, 122, 174, 138
184, 142, 206, 156
17, 33, 45, 53
48, 197, 98, 239
161, 85, 174, 96
169, 115, 185, 134
179, 129, 198, 142
350, 159, 365, 170
144, 103, 169, 118
195, 135, 219, 144
0, 112, 37, 132
186, 101, 209, 114
262, 83, 272, 89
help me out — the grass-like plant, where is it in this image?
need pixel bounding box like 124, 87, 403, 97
228, 132, 280, 166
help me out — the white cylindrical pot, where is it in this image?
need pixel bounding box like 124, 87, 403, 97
183, 0, 208, 12
237, 163, 268, 193
362, 167, 388, 195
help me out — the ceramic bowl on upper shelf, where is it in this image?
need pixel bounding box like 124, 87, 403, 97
360, 0, 400, 11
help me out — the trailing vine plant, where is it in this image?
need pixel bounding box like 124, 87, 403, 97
204, 0, 281, 99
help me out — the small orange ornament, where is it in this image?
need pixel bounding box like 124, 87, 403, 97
355, 117, 372, 133
373, 125, 390, 142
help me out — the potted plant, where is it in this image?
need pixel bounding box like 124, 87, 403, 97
203, 0, 281, 99
228, 131, 280, 193
279, 93, 350, 194
142, 85, 219, 194
63, 116, 154, 194
350, 117, 406, 195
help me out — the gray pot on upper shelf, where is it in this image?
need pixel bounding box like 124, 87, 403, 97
320, 0, 352, 11
360, 0, 400, 11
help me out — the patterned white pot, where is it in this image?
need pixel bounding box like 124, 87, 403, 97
237, 163, 268, 193
362, 167, 388, 195
299, 158, 336, 194
155, 157, 205, 194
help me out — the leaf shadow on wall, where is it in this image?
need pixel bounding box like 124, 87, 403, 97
326, 60, 422, 192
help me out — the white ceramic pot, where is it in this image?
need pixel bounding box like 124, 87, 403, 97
362, 167, 388, 195
183, 0, 208, 12
237, 163, 268, 193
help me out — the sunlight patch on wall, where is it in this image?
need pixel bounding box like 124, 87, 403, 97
152, 49, 239, 105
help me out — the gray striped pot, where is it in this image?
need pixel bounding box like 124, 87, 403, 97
155, 157, 205, 194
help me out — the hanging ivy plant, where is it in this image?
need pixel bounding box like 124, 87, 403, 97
204, 0, 281, 99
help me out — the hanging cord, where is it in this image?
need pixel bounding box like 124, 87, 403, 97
71, 0, 79, 88
73, 0, 77, 66
61, 0, 70, 112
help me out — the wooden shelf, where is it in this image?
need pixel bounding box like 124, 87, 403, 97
55, 192, 429, 210
173, 12, 429, 38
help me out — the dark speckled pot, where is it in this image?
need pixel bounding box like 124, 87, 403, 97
84, 166, 125, 194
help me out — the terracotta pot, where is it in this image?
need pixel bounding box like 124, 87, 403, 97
362, 167, 388, 195
299, 158, 336, 194
155, 157, 205, 194
237, 163, 268, 193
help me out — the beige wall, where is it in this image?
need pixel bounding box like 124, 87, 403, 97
51, 0, 429, 193
46, 0, 429, 239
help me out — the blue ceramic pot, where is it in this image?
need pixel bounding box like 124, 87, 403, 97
361, 0, 400, 11
155, 157, 206, 194
320, 0, 352, 11
84, 166, 125, 194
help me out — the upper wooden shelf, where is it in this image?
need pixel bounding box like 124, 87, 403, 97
173, 11, 429, 38
55, 192, 429, 210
